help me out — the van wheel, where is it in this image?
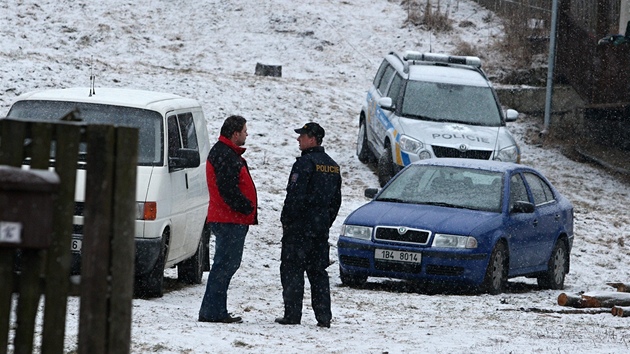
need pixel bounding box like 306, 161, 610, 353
377, 145, 395, 187
178, 236, 205, 284
357, 119, 375, 163
537, 241, 568, 290
135, 231, 168, 298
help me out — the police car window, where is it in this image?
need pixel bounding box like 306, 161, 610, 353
523, 172, 554, 206
387, 74, 403, 106
509, 173, 529, 211
373, 60, 389, 87
377, 65, 395, 96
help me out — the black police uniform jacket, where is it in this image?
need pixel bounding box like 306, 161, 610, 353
281, 146, 342, 242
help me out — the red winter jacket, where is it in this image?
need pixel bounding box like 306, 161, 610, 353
206, 136, 257, 225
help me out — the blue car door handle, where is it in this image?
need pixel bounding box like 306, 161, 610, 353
532, 219, 539, 227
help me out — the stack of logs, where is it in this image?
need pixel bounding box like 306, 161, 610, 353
558, 282, 630, 317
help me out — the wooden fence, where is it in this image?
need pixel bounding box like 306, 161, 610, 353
0, 119, 137, 354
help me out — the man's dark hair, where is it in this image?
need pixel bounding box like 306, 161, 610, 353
220, 115, 247, 138
308, 133, 323, 146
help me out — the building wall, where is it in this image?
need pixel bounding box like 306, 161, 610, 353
620, 0, 630, 35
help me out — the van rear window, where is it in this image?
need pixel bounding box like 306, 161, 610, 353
7, 100, 164, 166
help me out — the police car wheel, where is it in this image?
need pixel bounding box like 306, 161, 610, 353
357, 119, 375, 163
377, 146, 395, 187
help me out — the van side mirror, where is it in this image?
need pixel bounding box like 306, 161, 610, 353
169, 148, 200, 171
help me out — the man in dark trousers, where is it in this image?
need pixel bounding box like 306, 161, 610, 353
199, 115, 257, 324
275, 122, 342, 328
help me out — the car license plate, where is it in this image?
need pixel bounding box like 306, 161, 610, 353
71, 239, 82, 252
375, 249, 421, 263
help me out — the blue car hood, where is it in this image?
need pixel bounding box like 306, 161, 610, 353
345, 201, 501, 235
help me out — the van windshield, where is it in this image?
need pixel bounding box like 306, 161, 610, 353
7, 100, 164, 166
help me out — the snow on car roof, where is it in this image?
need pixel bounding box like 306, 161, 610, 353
407, 64, 491, 87
411, 157, 524, 172
15, 87, 199, 112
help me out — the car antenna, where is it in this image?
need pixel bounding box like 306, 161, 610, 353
89, 56, 96, 97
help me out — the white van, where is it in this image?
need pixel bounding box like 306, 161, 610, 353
7, 87, 211, 297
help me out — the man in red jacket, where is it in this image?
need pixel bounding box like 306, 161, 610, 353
199, 115, 257, 324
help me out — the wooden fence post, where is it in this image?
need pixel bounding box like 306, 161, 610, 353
42, 123, 82, 354
78, 124, 136, 354
0, 119, 135, 354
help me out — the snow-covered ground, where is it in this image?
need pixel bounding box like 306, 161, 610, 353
2, 0, 630, 353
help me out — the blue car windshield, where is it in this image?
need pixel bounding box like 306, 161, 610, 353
7, 100, 163, 166
401, 81, 502, 126
376, 165, 503, 212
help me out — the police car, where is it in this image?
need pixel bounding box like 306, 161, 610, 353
357, 51, 520, 186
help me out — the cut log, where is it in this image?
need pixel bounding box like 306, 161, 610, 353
606, 282, 630, 293
255, 63, 282, 77
582, 291, 630, 307
559, 291, 630, 308
557, 293, 585, 307
612, 305, 630, 317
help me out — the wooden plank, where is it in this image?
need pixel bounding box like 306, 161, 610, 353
78, 125, 115, 354
108, 127, 138, 354
0, 119, 26, 166
29, 122, 53, 170
14, 121, 51, 354
13, 250, 43, 354
0, 250, 15, 354
42, 122, 82, 354
0, 119, 27, 354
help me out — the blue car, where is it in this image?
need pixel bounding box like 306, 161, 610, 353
337, 158, 574, 294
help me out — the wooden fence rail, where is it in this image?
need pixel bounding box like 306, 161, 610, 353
0, 119, 137, 354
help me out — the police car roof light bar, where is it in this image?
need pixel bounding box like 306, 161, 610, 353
403, 51, 482, 68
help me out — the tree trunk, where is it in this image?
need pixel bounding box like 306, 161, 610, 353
606, 282, 630, 293
612, 305, 630, 317
557, 292, 585, 307
558, 291, 630, 308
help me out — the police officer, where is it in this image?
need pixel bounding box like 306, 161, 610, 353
275, 122, 342, 328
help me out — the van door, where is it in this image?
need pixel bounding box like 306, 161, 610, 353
166, 112, 200, 260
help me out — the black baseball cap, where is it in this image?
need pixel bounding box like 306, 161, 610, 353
295, 122, 325, 139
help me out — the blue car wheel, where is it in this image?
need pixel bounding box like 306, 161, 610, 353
537, 241, 568, 290
481, 242, 508, 294
339, 265, 368, 287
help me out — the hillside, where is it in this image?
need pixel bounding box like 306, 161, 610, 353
2, 0, 630, 353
